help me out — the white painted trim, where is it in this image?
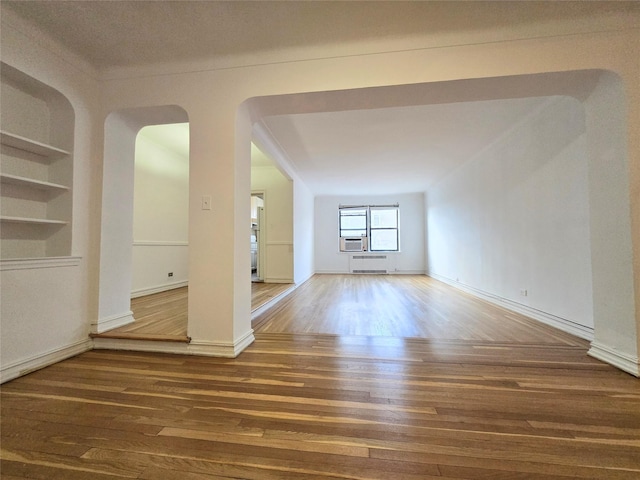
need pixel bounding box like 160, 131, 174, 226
92, 311, 135, 334
92, 338, 192, 355
588, 341, 640, 377
314, 269, 425, 275
428, 272, 595, 341
189, 329, 256, 358
131, 280, 188, 299
93, 330, 256, 358
264, 277, 294, 284
0, 256, 81, 271
1, 338, 92, 384
133, 241, 188, 247
251, 284, 297, 318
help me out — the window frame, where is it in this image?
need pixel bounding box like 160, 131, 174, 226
338, 204, 400, 252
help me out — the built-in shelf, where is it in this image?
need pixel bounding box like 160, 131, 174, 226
1, 63, 74, 259
0, 215, 68, 225
0, 173, 69, 192
0, 130, 70, 159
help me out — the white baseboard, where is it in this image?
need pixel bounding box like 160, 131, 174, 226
131, 280, 188, 299
190, 329, 255, 357
92, 311, 135, 334
589, 341, 640, 377
314, 270, 426, 275
264, 277, 294, 284
390, 270, 426, 275
428, 272, 594, 341
93, 329, 256, 359
1, 338, 93, 384
251, 284, 297, 318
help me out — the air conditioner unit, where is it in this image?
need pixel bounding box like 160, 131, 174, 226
340, 237, 366, 252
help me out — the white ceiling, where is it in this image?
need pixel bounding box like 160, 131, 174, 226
3, 1, 624, 196
260, 97, 550, 195
4, 1, 633, 71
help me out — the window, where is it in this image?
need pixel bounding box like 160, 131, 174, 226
370, 207, 399, 251
339, 205, 399, 252
339, 208, 367, 237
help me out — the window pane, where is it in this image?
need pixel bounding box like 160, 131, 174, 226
340, 209, 367, 230
371, 209, 397, 228
340, 215, 366, 230
340, 229, 366, 237
370, 229, 398, 251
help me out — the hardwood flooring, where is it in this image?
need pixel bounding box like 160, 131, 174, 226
2, 333, 639, 479
253, 275, 585, 346
92, 283, 292, 342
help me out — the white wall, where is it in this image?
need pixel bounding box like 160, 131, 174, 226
293, 178, 315, 284
0, 12, 100, 382
1, 5, 638, 375
315, 193, 425, 274
131, 127, 189, 297
427, 96, 594, 336
584, 72, 638, 369
251, 132, 315, 286
251, 165, 294, 283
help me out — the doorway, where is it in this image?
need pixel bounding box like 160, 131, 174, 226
251, 193, 265, 283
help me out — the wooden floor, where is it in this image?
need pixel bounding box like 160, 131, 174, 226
2, 332, 639, 478
92, 283, 292, 342
253, 275, 585, 345
3, 275, 640, 478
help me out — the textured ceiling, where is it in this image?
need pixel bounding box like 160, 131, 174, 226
3, 1, 635, 70
3, 2, 625, 196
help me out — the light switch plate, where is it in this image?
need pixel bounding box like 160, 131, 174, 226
202, 195, 211, 210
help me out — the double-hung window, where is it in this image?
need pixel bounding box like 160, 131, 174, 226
339, 205, 399, 252
369, 207, 399, 251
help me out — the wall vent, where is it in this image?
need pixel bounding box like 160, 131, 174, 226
349, 254, 390, 274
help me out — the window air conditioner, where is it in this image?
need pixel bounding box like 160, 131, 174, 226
340, 237, 366, 252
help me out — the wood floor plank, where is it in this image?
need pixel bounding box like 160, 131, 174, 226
91, 282, 293, 342
3, 275, 640, 479
3, 335, 639, 479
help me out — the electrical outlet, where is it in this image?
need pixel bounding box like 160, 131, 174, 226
168, 272, 173, 277
520, 289, 528, 296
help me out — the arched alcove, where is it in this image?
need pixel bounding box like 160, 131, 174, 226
95, 105, 189, 334
242, 69, 637, 375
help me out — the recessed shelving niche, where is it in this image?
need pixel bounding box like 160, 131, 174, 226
0, 62, 75, 260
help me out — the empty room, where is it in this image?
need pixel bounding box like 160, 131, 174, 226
1, 2, 639, 478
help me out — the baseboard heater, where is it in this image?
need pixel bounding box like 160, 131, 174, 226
349, 254, 389, 274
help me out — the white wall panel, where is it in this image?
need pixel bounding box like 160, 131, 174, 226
315, 193, 425, 274
427, 96, 594, 330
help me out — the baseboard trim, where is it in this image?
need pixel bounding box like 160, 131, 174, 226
1, 338, 93, 384
251, 284, 297, 319
588, 341, 640, 377
390, 270, 426, 275
92, 311, 135, 334
264, 277, 294, 284
131, 281, 188, 299
314, 270, 426, 275
189, 329, 255, 358
93, 329, 256, 359
428, 272, 594, 341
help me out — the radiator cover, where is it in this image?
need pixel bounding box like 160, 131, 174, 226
349, 254, 389, 274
